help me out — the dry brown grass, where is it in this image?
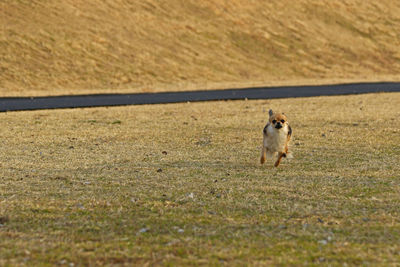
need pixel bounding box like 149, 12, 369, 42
1, 0, 400, 96
0, 93, 399, 265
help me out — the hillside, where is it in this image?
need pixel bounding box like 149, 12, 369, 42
1, 0, 400, 96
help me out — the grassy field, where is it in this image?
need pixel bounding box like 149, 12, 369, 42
2, 0, 400, 96
0, 93, 399, 265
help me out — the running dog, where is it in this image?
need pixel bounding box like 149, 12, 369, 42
260, 109, 292, 167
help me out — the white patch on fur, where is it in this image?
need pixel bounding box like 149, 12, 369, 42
263, 124, 289, 156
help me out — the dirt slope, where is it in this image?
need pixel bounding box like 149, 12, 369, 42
1, 0, 400, 96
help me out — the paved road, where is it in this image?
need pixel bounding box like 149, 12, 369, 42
1, 82, 400, 112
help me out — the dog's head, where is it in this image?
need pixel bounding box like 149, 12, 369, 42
269, 109, 288, 130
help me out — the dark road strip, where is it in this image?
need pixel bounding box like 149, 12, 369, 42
1, 82, 399, 112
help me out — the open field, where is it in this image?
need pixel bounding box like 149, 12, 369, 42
0, 93, 399, 265
2, 0, 400, 96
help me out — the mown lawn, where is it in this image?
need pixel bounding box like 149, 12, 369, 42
0, 93, 399, 266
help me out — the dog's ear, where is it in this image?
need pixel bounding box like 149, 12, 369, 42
269, 109, 274, 117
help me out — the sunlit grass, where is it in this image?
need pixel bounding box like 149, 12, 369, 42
1, 1, 400, 96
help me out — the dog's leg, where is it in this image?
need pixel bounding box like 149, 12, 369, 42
260, 147, 267, 164
274, 152, 285, 167
282, 145, 288, 158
